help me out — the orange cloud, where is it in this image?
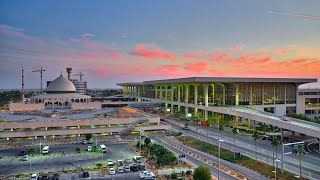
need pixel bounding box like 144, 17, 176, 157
231, 45, 244, 52
209, 52, 231, 62
102, 50, 124, 59
130, 44, 175, 60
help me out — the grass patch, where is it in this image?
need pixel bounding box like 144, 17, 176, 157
176, 136, 297, 180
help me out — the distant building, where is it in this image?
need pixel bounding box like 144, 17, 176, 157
70, 79, 87, 95
297, 82, 320, 119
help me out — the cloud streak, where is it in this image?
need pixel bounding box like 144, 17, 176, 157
130, 44, 176, 60
267, 11, 320, 20
82, 33, 95, 37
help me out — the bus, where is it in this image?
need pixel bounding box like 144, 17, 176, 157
42, 146, 50, 154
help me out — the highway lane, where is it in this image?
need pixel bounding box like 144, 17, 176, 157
150, 135, 238, 180
162, 119, 320, 180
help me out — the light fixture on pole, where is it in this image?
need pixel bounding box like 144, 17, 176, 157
218, 138, 224, 180
274, 159, 281, 180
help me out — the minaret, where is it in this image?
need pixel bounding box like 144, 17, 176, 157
22, 67, 25, 103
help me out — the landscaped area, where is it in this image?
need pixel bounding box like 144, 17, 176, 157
176, 136, 297, 180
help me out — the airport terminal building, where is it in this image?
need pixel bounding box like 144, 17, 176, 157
118, 77, 317, 116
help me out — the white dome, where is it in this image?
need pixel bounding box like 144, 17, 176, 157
298, 82, 320, 90
47, 74, 76, 93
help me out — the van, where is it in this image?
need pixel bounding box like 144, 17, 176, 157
100, 144, 107, 153
42, 146, 50, 154
133, 156, 142, 163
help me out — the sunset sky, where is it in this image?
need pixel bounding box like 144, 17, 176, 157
0, 0, 319, 88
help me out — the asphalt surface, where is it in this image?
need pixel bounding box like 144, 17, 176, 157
0, 142, 137, 175
161, 118, 320, 180
150, 135, 238, 180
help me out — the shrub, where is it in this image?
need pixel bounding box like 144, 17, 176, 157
171, 173, 178, 179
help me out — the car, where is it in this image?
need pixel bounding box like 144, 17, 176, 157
87, 146, 92, 152
117, 167, 124, 173
138, 163, 146, 170
18, 150, 27, 156
283, 117, 291, 121
107, 159, 114, 166
42, 173, 49, 180
133, 156, 142, 163
83, 139, 88, 144
109, 168, 116, 175
124, 166, 130, 173
125, 158, 132, 164
182, 126, 189, 130
21, 155, 29, 161
31, 173, 39, 180
117, 159, 123, 166
139, 171, 156, 179
52, 173, 60, 180
88, 139, 94, 144
82, 171, 90, 178
130, 164, 139, 171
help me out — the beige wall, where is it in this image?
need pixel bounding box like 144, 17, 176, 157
297, 95, 305, 114
71, 102, 102, 109
0, 125, 169, 138
9, 103, 44, 111
0, 117, 160, 129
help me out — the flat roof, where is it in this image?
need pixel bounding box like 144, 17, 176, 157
117, 77, 317, 86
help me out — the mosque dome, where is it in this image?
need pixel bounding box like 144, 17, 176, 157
47, 74, 76, 93
298, 82, 320, 90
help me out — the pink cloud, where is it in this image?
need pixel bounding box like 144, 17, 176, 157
130, 44, 175, 60
79, 52, 107, 61
102, 50, 124, 59
231, 45, 244, 52
184, 61, 208, 73
183, 51, 208, 59
209, 51, 231, 62
275, 48, 289, 55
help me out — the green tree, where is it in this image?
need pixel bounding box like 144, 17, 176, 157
75, 147, 81, 153
219, 124, 224, 133
96, 163, 103, 169
27, 147, 36, 155
144, 137, 151, 146
85, 133, 93, 140
295, 144, 306, 178
232, 127, 239, 159
271, 137, 280, 167
184, 122, 189, 128
252, 131, 260, 163
193, 165, 212, 180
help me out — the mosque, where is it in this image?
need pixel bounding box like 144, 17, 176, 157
9, 73, 100, 111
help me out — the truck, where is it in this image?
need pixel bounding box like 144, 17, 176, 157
133, 156, 142, 163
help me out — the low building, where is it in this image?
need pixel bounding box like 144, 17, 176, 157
297, 82, 320, 119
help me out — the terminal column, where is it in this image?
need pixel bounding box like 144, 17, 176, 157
235, 84, 239, 106
204, 84, 209, 121
154, 85, 158, 100
185, 84, 189, 117
177, 85, 181, 112
216, 113, 220, 125
170, 85, 174, 114
194, 84, 198, 116
165, 85, 168, 113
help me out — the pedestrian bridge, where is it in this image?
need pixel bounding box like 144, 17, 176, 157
107, 97, 320, 138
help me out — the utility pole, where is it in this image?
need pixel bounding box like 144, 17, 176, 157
32, 67, 46, 94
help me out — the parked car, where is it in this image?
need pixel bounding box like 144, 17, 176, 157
139, 171, 156, 179
31, 173, 38, 180
109, 168, 116, 175
130, 164, 139, 171
117, 166, 124, 173
21, 155, 29, 161
87, 146, 92, 152
83, 139, 88, 144
88, 139, 94, 144
42, 173, 49, 180
18, 150, 27, 156
182, 126, 189, 130
138, 163, 146, 170
125, 158, 132, 164
82, 171, 90, 178
124, 166, 130, 173
117, 160, 123, 166
107, 159, 114, 166
133, 156, 142, 163
52, 172, 60, 180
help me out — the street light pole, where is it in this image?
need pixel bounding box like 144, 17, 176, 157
218, 138, 224, 180
39, 139, 42, 154
274, 159, 281, 180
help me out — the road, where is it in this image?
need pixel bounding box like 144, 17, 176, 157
150, 135, 239, 180
161, 118, 320, 179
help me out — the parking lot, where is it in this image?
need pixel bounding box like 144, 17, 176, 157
0, 142, 140, 176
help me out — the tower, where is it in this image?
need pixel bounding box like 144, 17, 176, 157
21, 67, 25, 103
66, 67, 72, 80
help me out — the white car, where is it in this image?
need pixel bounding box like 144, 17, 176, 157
117, 167, 124, 173
83, 140, 88, 144
139, 171, 156, 179
87, 146, 92, 152
31, 173, 39, 180
109, 168, 116, 175
107, 159, 114, 166
125, 158, 132, 164
21, 155, 29, 161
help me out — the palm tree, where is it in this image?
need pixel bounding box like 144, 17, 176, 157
252, 131, 260, 163
232, 127, 239, 159
295, 144, 306, 179
271, 137, 280, 167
